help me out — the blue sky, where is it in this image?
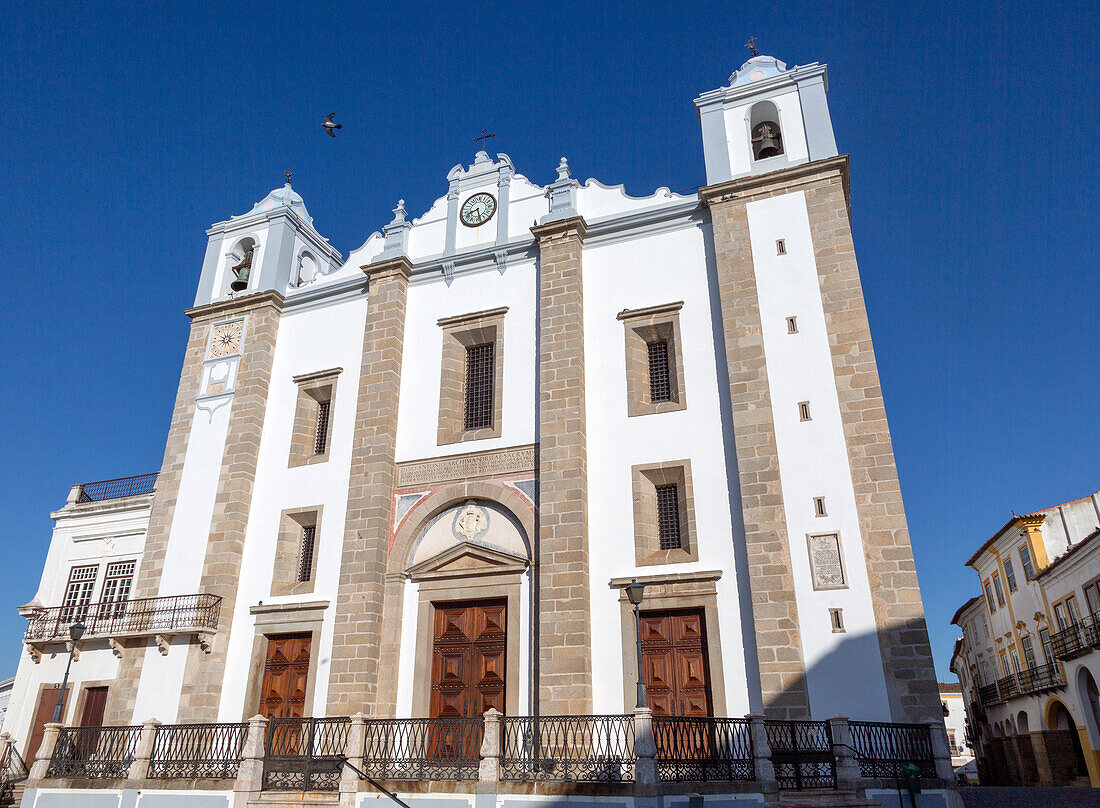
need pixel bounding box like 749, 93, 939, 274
0, 1, 1096, 682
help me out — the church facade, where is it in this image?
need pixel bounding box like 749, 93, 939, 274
5, 53, 941, 760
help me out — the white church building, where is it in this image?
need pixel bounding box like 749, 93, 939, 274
3, 53, 955, 808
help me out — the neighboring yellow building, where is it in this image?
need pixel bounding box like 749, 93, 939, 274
950, 491, 1100, 786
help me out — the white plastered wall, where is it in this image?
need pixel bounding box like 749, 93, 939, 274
746, 190, 891, 720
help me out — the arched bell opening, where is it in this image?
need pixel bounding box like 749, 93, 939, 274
295, 250, 318, 287
749, 100, 784, 160
223, 236, 257, 295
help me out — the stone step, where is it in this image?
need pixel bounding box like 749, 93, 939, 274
777, 789, 882, 808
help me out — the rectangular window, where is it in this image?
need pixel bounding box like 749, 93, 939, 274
993, 573, 1005, 607
947, 730, 959, 756
1018, 545, 1035, 580
814, 496, 827, 517
297, 525, 317, 583
1066, 594, 1082, 624
829, 607, 845, 633
60, 565, 98, 623
1039, 627, 1055, 666
463, 343, 495, 430
786, 316, 798, 334
776, 238, 787, 255
999, 651, 1010, 676
101, 561, 135, 619
655, 484, 682, 550
1054, 601, 1070, 630
1003, 557, 1017, 592
984, 581, 996, 612
798, 401, 812, 421
314, 401, 331, 456
1021, 635, 1037, 670
1009, 647, 1021, 674
647, 340, 672, 403
1085, 581, 1100, 616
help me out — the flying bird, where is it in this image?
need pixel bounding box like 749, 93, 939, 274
323, 113, 342, 137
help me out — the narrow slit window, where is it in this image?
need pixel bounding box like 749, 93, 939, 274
786, 316, 798, 334
297, 525, 317, 583
829, 608, 845, 633
814, 496, 827, 517
776, 239, 787, 255
655, 484, 682, 550
798, 401, 811, 421
464, 343, 495, 430
314, 400, 331, 455
647, 340, 672, 403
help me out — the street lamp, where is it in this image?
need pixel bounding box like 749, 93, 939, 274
625, 579, 647, 709
51, 621, 86, 723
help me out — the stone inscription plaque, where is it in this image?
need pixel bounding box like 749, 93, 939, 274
809, 533, 846, 589
397, 446, 536, 487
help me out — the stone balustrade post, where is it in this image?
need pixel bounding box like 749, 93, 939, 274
234, 714, 268, 797
633, 707, 658, 789
127, 718, 161, 781
28, 723, 62, 781
828, 715, 861, 791
927, 720, 956, 782
747, 715, 776, 793
340, 712, 366, 803
478, 708, 501, 783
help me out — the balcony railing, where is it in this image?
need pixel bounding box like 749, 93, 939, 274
150, 723, 248, 779
1051, 614, 1100, 661
652, 716, 754, 782
76, 473, 158, 503
500, 715, 635, 782
1014, 662, 1065, 693
361, 717, 482, 782
849, 721, 936, 780
977, 683, 1002, 706
48, 726, 142, 779
24, 594, 221, 643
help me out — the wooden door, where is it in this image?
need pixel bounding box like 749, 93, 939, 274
258, 633, 312, 720
640, 609, 712, 717
79, 687, 108, 727
25, 686, 69, 763
430, 600, 506, 718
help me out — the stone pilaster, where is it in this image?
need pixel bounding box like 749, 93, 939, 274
703, 186, 810, 719
177, 292, 284, 720
532, 215, 592, 714
104, 291, 283, 726
326, 256, 411, 715
803, 156, 940, 722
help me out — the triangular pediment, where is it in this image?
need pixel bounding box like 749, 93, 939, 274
407, 540, 528, 580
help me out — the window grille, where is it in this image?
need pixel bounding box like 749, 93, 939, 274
297, 525, 317, 583
655, 484, 682, 550
647, 340, 672, 403
464, 344, 494, 430
314, 401, 331, 455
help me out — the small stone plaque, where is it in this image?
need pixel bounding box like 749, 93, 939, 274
808, 533, 846, 590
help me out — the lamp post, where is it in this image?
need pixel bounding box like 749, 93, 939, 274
51, 621, 86, 723
625, 579, 647, 709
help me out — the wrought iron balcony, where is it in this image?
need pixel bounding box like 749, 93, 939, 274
995, 674, 1020, 701
76, 473, 158, 503
1051, 614, 1100, 661
1015, 662, 1065, 694
977, 683, 1002, 706
23, 594, 221, 645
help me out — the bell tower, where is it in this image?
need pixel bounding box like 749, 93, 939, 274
694, 55, 838, 184
192, 180, 342, 306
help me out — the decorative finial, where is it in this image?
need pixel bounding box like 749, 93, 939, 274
474, 128, 496, 146
745, 36, 759, 57
555, 157, 571, 180
285, 168, 294, 186
390, 199, 408, 224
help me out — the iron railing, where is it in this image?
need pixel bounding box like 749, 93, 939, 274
652, 716, 754, 782
995, 673, 1020, 700
0, 744, 27, 805
47, 726, 142, 779
24, 593, 221, 643
263, 717, 350, 791
849, 721, 935, 779
360, 717, 481, 781
977, 683, 1002, 706
764, 720, 836, 791
1014, 663, 1065, 694
1051, 615, 1100, 661
500, 715, 635, 782
149, 722, 248, 779
77, 474, 158, 502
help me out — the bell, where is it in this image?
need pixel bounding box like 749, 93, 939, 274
230, 248, 253, 292
230, 266, 250, 292
752, 121, 783, 159
756, 136, 781, 158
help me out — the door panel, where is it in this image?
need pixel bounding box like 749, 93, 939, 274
640, 609, 713, 717
26, 686, 70, 763
79, 686, 109, 727
430, 600, 507, 718
259, 633, 311, 720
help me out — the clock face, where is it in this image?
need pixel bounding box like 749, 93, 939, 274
460, 193, 497, 227
209, 321, 243, 358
